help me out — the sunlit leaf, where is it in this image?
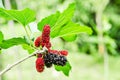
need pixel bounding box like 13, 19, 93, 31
51, 3, 75, 37
62, 35, 77, 42
58, 22, 92, 37
38, 3, 75, 37
0, 8, 36, 26
38, 3, 92, 41
0, 9, 11, 19
0, 37, 27, 49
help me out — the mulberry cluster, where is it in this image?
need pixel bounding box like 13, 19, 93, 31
44, 53, 67, 68
35, 24, 68, 73
34, 25, 51, 49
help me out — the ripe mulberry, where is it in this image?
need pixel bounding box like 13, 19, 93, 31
36, 58, 44, 72
52, 54, 67, 66
43, 53, 53, 68
43, 53, 67, 67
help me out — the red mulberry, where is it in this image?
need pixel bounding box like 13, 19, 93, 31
49, 50, 68, 56
49, 50, 59, 55
59, 50, 68, 56
36, 58, 44, 72
42, 25, 51, 49
34, 36, 42, 47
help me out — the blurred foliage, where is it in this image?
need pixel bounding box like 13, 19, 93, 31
73, 0, 120, 55
105, 0, 120, 53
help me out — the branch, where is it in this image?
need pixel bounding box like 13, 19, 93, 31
0, 47, 48, 76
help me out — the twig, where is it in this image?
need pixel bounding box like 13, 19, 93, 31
0, 47, 48, 76
23, 26, 33, 47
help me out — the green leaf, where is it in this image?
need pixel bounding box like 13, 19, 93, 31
62, 35, 77, 42
0, 37, 27, 49
38, 11, 60, 31
0, 9, 11, 20
0, 8, 36, 26
51, 3, 75, 37
58, 21, 92, 41
54, 62, 72, 76
0, 31, 3, 43
38, 3, 92, 40
38, 3, 75, 37
58, 22, 92, 37
22, 44, 34, 54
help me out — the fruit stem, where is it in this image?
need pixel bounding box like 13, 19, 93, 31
23, 26, 33, 47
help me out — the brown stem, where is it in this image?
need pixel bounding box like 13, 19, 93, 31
0, 47, 48, 76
